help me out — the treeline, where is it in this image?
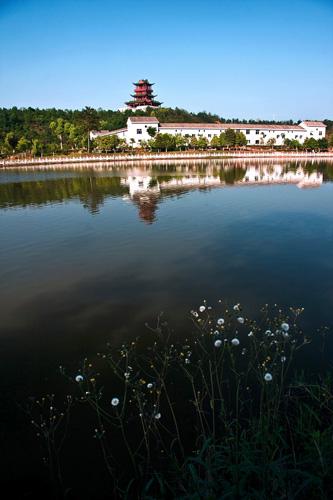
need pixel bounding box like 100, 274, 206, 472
0, 106, 332, 156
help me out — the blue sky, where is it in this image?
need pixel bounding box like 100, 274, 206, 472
0, 0, 332, 120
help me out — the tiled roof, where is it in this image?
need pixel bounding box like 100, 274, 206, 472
159, 122, 305, 131
92, 128, 127, 136
129, 116, 159, 123
301, 121, 326, 127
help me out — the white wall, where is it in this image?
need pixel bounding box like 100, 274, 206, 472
98, 120, 325, 147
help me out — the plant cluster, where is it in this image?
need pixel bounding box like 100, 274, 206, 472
26, 302, 333, 498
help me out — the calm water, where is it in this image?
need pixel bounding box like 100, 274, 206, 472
1, 159, 333, 491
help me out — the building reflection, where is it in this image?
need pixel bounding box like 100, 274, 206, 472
1, 160, 328, 217
120, 164, 323, 223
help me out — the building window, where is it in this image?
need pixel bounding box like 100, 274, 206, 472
137, 129, 142, 134
255, 140, 259, 144
256, 130, 259, 134
246, 130, 250, 134
319, 131, 322, 136
208, 134, 211, 138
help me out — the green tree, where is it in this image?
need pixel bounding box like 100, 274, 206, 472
147, 126, 157, 138
225, 129, 236, 147
94, 135, 120, 152
151, 133, 176, 152
175, 134, 187, 150
50, 118, 66, 150
31, 139, 43, 156
4, 132, 18, 154
303, 138, 318, 150
219, 132, 228, 147
190, 136, 198, 149
317, 138, 328, 150
197, 136, 208, 149
16, 136, 30, 153
80, 107, 99, 152
235, 132, 247, 147
210, 136, 220, 149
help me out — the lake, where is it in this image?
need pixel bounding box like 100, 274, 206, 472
1, 158, 333, 493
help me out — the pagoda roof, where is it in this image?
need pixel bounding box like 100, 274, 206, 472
133, 80, 154, 86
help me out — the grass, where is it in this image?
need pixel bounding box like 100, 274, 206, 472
26, 301, 333, 499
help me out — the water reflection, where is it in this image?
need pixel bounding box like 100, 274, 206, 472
0, 161, 332, 221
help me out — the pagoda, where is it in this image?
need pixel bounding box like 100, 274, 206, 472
126, 79, 162, 109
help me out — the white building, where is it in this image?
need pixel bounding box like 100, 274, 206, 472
90, 117, 326, 147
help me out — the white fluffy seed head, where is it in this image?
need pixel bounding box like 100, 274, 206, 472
264, 373, 273, 382
111, 398, 120, 406
217, 318, 225, 325
281, 322, 289, 332
231, 338, 240, 346
154, 413, 161, 420
199, 305, 206, 312
75, 375, 84, 383
237, 317, 245, 324
214, 340, 222, 348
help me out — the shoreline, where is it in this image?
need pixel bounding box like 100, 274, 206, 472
1, 150, 333, 168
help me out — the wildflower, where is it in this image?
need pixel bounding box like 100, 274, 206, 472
154, 413, 161, 420
147, 383, 153, 389
217, 318, 225, 325
281, 356, 287, 363
264, 373, 273, 382
75, 375, 84, 383
199, 305, 206, 312
248, 331, 254, 337
281, 322, 289, 332
237, 317, 245, 324
111, 398, 120, 407
214, 340, 222, 348
231, 338, 240, 346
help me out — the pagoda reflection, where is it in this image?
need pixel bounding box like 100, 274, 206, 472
121, 164, 323, 223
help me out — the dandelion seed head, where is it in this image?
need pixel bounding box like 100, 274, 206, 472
231, 338, 240, 346
233, 304, 240, 311
154, 413, 161, 420
147, 383, 153, 389
264, 373, 273, 382
217, 318, 225, 325
75, 375, 83, 383
281, 322, 289, 332
199, 305, 206, 312
237, 317, 245, 324
214, 340, 222, 348
111, 398, 120, 407
281, 356, 287, 363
